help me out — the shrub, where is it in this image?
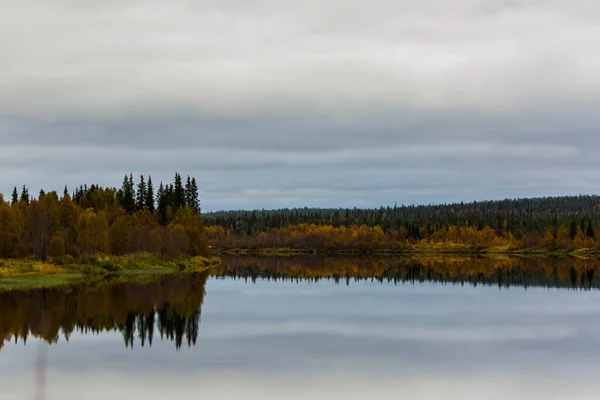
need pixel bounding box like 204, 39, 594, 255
98, 261, 121, 272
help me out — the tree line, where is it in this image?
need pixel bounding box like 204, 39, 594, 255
204, 195, 600, 252
0, 173, 207, 261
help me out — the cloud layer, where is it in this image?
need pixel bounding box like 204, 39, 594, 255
1, 0, 599, 209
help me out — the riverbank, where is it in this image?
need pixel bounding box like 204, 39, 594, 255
0, 254, 221, 290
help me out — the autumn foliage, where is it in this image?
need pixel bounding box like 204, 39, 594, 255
0, 173, 207, 261
206, 223, 600, 253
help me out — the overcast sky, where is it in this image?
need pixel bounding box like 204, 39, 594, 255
1, 0, 600, 211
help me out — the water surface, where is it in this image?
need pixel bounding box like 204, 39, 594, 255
2, 257, 600, 399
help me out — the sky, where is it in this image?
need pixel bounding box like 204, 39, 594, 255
1, 0, 600, 211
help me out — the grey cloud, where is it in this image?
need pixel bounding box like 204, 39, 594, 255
0, 0, 599, 209
2, 1, 600, 119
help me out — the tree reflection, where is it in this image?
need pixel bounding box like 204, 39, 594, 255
4, 256, 600, 352
212, 256, 600, 290
0, 272, 207, 351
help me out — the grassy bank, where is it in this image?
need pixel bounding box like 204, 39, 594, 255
0, 253, 221, 290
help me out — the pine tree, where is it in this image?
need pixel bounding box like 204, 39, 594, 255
157, 182, 166, 224
63, 186, 68, 199
136, 175, 147, 211
118, 174, 136, 213
174, 173, 185, 209
129, 173, 135, 202
189, 177, 200, 213
185, 175, 193, 209
11, 187, 18, 205
182, 175, 200, 213
587, 221, 595, 238
145, 176, 155, 212
569, 220, 578, 240
20, 185, 29, 205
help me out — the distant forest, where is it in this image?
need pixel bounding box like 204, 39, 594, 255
204, 196, 600, 252
0, 173, 206, 260
5, 183, 600, 259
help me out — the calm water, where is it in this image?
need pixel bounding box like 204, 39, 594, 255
2, 257, 600, 399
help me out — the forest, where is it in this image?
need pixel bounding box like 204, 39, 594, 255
4, 179, 600, 263
204, 196, 600, 254
0, 173, 207, 262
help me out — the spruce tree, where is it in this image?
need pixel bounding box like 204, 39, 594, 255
118, 174, 136, 213
11, 187, 18, 205
174, 173, 185, 209
20, 185, 29, 205
587, 221, 595, 238
157, 182, 166, 224
136, 175, 147, 211
129, 173, 135, 203
146, 176, 155, 212
569, 220, 578, 240
185, 175, 193, 209
188, 177, 200, 213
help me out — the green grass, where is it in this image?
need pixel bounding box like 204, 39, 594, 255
0, 254, 221, 291
0, 273, 84, 290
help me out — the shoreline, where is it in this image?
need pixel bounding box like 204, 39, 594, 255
0, 254, 221, 290
3, 245, 599, 290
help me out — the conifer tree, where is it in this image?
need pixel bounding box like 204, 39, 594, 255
157, 182, 167, 224
20, 185, 29, 205
63, 186, 68, 199
185, 175, 193, 209
587, 221, 595, 238
185, 176, 200, 213
569, 220, 578, 240
11, 187, 18, 205
174, 173, 185, 209
118, 174, 136, 213
136, 175, 147, 211
192, 177, 199, 212
129, 173, 135, 192
146, 176, 155, 212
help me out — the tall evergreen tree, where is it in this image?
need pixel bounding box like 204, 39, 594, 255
587, 221, 595, 238
118, 174, 136, 213
186, 177, 200, 213
145, 176, 155, 212
129, 173, 135, 200
20, 185, 29, 205
174, 173, 185, 209
157, 182, 167, 224
192, 177, 199, 212
63, 186, 69, 199
185, 175, 193, 209
569, 219, 578, 240
136, 175, 147, 211
11, 187, 18, 205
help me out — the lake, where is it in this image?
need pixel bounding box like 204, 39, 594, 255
2, 256, 600, 399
